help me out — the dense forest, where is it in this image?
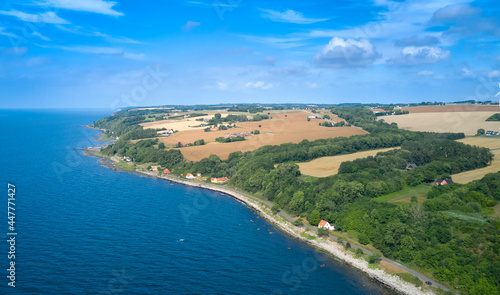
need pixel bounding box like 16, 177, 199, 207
96, 105, 499, 294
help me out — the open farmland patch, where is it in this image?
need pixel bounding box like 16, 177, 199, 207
162, 111, 367, 161
402, 105, 500, 113
296, 147, 397, 178
380, 112, 500, 135
451, 137, 500, 184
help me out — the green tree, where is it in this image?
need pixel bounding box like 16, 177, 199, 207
318, 228, 329, 236
288, 191, 305, 214
158, 142, 165, 149
214, 113, 222, 119
477, 128, 485, 135
309, 210, 321, 226
368, 254, 381, 264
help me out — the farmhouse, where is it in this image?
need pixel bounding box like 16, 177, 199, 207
406, 163, 417, 171
486, 131, 500, 136
123, 156, 132, 162
435, 178, 454, 185
211, 177, 228, 183
163, 169, 170, 174
185, 173, 195, 179
150, 165, 160, 172
318, 220, 335, 231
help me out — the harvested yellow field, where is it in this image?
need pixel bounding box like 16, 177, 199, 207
173, 112, 367, 161
297, 147, 398, 177
379, 260, 407, 274
451, 137, 500, 184
380, 112, 500, 135
140, 113, 224, 131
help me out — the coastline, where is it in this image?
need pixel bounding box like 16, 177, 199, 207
85, 147, 435, 295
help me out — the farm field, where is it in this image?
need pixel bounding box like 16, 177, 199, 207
139, 109, 303, 131
372, 184, 431, 204
402, 104, 500, 113
451, 137, 500, 184
162, 111, 367, 161
296, 147, 397, 177
380, 111, 500, 135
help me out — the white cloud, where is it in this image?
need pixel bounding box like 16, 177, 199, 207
417, 70, 434, 76
187, 1, 238, 8
245, 81, 277, 90
388, 46, 450, 66
0, 10, 69, 24
264, 56, 277, 65
305, 82, 318, 88
431, 3, 481, 23
238, 34, 306, 48
260, 9, 328, 24
2, 46, 28, 55
461, 67, 474, 78
33, 31, 51, 41
0, 27, 16, 38
182, 21, 201, 31
55, 45, 144, 60
38, 0, 123, 16
217, 82, 228, 90
313, 37, 381, 68
92, 32, 142, 44
488, 70, 500, 78
271, 66, 308, 76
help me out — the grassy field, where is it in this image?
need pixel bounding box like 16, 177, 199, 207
373, 184, 431, 203
493, 204, 500, 218
380, 111, 500, 135
297, 147, 398, 177
160, 111, 367, 161
451, 137, 500, 184
115, 161, 136, 171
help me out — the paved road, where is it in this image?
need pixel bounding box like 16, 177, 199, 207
222, 186, 450, 293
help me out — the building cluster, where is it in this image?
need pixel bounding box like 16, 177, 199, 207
211, 177, 228, 183
225, 132, 252, 137
161, 129, 175, 136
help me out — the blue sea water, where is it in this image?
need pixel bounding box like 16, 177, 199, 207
0, 110, 395, 295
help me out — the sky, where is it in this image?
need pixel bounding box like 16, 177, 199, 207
0, 0, 500, 109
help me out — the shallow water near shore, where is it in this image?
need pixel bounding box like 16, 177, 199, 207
0, 109, 395, 294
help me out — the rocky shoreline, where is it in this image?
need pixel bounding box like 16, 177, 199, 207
85, 146, 435, 295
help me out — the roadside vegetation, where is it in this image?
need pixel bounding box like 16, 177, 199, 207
94, 104, 500, 294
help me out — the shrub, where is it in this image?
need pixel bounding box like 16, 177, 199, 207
369, 254, 381, 264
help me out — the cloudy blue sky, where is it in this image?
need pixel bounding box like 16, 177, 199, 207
1, 0, 500, 109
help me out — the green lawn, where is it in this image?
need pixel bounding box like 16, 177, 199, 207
115, 161, 136, 171
492, 204, 500, 218
373, 184, 431, 203
443, 210, 490, 223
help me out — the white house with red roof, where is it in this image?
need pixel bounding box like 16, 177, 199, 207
318, 220, 334, 231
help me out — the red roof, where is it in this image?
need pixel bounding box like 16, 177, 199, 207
318, 220, 328, 227
164, 169, 170, 174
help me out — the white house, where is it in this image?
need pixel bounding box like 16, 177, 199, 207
318, 220, 334, 231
